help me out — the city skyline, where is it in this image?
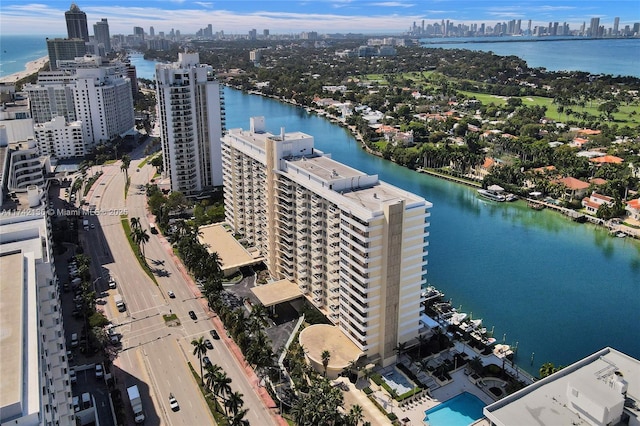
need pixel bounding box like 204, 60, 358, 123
1, 0, 638, 35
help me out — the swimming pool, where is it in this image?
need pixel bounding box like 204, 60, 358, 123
382, 368, 415, 395
424, 392, 485, 426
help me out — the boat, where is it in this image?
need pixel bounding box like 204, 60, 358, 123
478, 188, 506, 202
616, 232, 626, 238
505, 193, 518, 202
528, 200, 545, 210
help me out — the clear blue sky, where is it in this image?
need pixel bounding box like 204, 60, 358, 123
1, 0, 638, 35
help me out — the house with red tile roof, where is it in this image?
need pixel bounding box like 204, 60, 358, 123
590, 155, 623, 165
553, 177, 590, 200
626, 198, 640, 221
570, 137, 589, 148
582, 192, 614, 215
577, 128, 602, 136
589, 177, 608, 187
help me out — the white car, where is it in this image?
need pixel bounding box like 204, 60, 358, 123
108, 278, 117, 289
168, 290, 175, 298
95, 364, 103, 379
69, 368, 77, 384
169, 394, 180, 411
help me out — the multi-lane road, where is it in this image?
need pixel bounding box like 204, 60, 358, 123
80, 147, 277, 426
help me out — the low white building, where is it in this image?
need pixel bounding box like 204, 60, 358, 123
34, 116, 85, 159
484, 347, 639, 426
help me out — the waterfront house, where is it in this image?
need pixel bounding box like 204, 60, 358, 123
553, 177, 590, 201
582, 192, 614, 215
626, 198, 640, 221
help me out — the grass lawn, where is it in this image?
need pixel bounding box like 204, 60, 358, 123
459, 90, 640, 127
120, 217, 158, 285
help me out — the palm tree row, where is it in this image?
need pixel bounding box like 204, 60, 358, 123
192, 338, 249, 425
290, 377, 365, 426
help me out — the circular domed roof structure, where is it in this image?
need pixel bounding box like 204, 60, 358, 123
298, 324, 363, 379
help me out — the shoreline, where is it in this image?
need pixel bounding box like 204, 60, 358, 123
0, 55, 49, 84
234, 85, 640, 241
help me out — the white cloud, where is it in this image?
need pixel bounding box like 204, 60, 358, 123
370, 2, 415, 8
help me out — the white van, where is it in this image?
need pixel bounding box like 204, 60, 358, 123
71, 333, 79, 348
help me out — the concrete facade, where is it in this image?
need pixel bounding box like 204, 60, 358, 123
155, 52, 225, 196
222, 117, 432, 366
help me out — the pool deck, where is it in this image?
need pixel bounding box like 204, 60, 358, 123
332, 338, 535, 425
396, 368, 496, 425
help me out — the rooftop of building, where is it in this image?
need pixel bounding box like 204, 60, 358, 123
0, 251, 24, 416
197, 223, 264, 275
484, 347, 640, 426
226, 121, 431, 215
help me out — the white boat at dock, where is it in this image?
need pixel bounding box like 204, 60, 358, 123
478, 185, 507, 202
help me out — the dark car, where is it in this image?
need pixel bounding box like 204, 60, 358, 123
210, 329, 220, 340
203, 356, 212, 367
188, 311, 197, 320
204, 339, 213, 350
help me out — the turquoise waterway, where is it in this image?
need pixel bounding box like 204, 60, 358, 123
139, 51, 639, 375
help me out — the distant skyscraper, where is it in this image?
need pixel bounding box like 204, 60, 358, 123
263, 29, 270, 38
93, 18, 111, 53
65, 3, 89, 42
133, 26, 144, 39
46, 38, 86, 70
155, 53, 225, 196
613, 17, 620, 35
249, 29, 257, 40
590, 17, 601, 37
149, 26, 155, 37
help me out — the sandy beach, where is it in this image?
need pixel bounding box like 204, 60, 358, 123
0, 56, 49, 84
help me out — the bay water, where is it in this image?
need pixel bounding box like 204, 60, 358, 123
421, 37, 640, 77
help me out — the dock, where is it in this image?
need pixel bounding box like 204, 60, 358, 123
417, 168, 482, 188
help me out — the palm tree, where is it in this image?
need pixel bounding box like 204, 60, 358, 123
204, 363, 222, 392
130, 216, 141, 230
416, 334, 428, 359
249, 303, 270, 332
121, 154, 131, 179
321, 350, 331, 377
212, 371, 233, 408
539, 362, 557, 379
347, 404, 364, 426
130, 227, 150, 258
394, 341, 409, 361
191, 337, 208, 385
228, 408, 250, 426
225, 390, 244, 417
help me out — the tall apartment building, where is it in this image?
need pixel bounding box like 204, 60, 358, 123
0, 191, 75, 425
155, 52, 225, 196
93, 18, 111, 54
46, 38, 87, 71
222, 117, 432, 365
26, 76, 76, 124
65, 3, 89, 42
74, 67, 134, 147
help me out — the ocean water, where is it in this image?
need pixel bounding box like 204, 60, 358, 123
421, 37, 640, 77
0, 34, 56, 78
